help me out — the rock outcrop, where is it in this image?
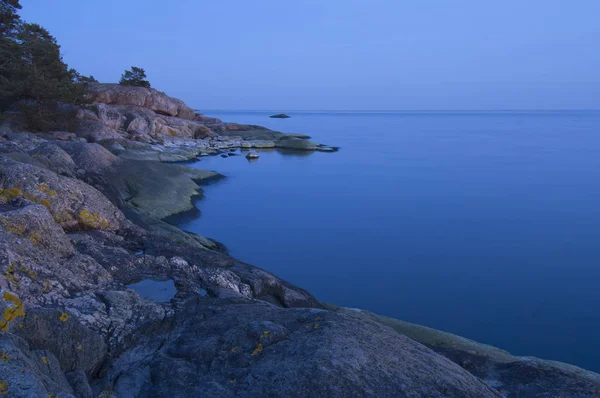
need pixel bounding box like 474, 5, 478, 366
87, 83, 196, 120
29, 84, 337, 151
74, 103, 215, 143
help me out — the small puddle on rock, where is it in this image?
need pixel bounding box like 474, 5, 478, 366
127, 279, 177, 302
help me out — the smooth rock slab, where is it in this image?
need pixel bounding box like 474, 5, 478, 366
103, 297, 501, 397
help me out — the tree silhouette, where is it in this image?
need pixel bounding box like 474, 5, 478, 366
119, 66, 151, 88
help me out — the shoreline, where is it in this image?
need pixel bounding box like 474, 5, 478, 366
169, 140, 600, 379
1, 84, 599, 396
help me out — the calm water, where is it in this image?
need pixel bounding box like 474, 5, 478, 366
178, 110, 600, 371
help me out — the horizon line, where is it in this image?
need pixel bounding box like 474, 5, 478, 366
196, 108, 600, 113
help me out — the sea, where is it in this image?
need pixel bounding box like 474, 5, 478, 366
177, 110, 600, 371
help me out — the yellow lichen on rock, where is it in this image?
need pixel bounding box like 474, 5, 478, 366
0, 187, 21, 203
27, 230, 43, 246
0, 381, 8, 395
1, 213, 49, 246
41, 356, 49, 365
18, 265, 37, 279
0, 186, 54, 209
0, 217, 26, 236
53, 210, 73, 224
78, 210, 110, 229
251, 343, 263, 356
0, 290, 25, 332
43, 279, 51, 293
36, 183, 57, 196
59, 312, 69, 322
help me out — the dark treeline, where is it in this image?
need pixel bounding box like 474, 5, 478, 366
0, 1, 150, 130
0, 0, 97, 129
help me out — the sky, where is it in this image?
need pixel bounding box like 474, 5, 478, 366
20, 0, 600, 111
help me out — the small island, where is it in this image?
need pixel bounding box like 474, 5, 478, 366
269, 113, 291, 118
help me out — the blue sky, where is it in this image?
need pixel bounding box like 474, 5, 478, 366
20, 0, 600, 110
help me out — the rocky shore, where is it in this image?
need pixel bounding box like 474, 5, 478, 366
1, 85, 599, 397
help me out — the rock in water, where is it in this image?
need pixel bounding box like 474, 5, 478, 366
269, 113, 291, 118
246, 151, 260, 159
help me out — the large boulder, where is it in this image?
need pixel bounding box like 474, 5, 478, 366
87, 83, 196, 120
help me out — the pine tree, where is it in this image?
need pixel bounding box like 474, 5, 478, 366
0, 0, 24, 108
0, 0, 89, 129
119, 66, 151, 88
